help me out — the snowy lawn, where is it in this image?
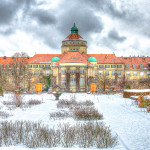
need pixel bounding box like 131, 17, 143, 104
0, 93, 150, 150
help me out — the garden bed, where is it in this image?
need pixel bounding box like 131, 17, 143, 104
123, 89, 150, 98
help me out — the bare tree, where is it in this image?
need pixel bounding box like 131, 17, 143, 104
9, 52, 29, 91
139, 77, 150, 89
0, 64, 10, 93
97, 73, 110, 91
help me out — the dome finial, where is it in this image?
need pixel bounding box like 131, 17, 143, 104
71, 23, 78, 34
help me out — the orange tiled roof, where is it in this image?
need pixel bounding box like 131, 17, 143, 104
87, 54, 122, 64
0, 56, 32, 66
55, 52, 91, 66
28, 54, 61, 63
64, 34, 84, 40
118, 57, 150, 69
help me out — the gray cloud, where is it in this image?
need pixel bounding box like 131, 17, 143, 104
0, 0, 19, 24
56, 0, 104, 48
108, 29, 126, 42
31, 9, 57, 25
0, 28, 15, 36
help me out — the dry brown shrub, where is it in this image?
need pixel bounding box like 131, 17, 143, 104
28, 99, 42, 105
57, 99, 77, 108
49, 111, 72, 120
0, 111, 11, 119
73, 106, 103, 120
0, 121, 118, 148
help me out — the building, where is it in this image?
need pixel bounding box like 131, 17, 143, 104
0, 24, 150, 92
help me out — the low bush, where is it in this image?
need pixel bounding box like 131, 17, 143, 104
49, 111, 71, 120
28, 99, 42, 105
57, 99, 94, 109
3, 101, 14, 105
12, 94, 23, 107
73, 106, 103, 120
0, 121, 118, 148
57, 99, 77, 108
0, 111, 11, 119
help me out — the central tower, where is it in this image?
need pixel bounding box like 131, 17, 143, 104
61, 23, 87, 54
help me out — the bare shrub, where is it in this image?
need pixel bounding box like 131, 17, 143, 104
0, 111, 11, 119
57, 99, 77, 108
57, 99, 94, 109
73, 106, 103, 120
3, 101, 15, 105
49, 111, 72, 120
28, 99, 42, 105
0, 121, 118, 148
12, 94, 23, 107
80, 100, 94, 106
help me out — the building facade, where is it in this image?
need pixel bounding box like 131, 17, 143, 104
0, 24, 150, 92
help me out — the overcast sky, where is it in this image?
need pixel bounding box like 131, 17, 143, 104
0, 0, 150, 57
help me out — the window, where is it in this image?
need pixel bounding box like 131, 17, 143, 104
111, 65, 116, 68
45, 65, 50, 69
105, 71, 109, 75
133, 71, 137, 76
105, 65, 110, 68
39, 65, 44, 68
117, 65, 122, 68
77, 42, 79, 44
117, 71, 121, 76
111, 71, 115, 76
133, 79, 136, 82
46, 70, 50, 75
126, 72, 130, 76
70, 70, 76, 74
94, 70, 97, 75
126, 64, 130, 68
139, 64, 143, 68
140, 72, 144, 76
80, 78, 85, 86
62, 70, 66, 74
133, 64, 136, 69
40, 71, 43, 75
70, 78, 76, 86
28, 65, 32, 68
61, 78, 66, 86
34, 71, 38, 75
99, 65, 103, 68
5, 64, 9, 68
70, 42, 72, 44
99, 71, 102, 75
80, 70, 84, 74
147, 71, 150, 76
5, 71, 8, 76
33, 65, 38, 68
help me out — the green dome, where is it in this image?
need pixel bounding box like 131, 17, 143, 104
71, 23, 78, 34
88, 57, 97, 62
51, 56, 60, 62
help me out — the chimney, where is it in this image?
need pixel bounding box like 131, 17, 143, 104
142, 56, 145, 62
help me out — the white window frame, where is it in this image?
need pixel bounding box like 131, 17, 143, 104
45, 70, 50, 75
140, 72, 144, 76
133, 71, 137, 76
70, 78, 76, 86
80, 78, 85, 86
61, 78, 66, 86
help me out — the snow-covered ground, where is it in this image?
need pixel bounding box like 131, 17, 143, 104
0, 93, 150, 150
